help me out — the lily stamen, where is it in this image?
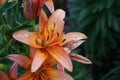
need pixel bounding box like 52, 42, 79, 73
36, 38, 42, 45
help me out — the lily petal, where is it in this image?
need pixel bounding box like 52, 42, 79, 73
17, 71, 33, 80
42, 56, 57, 67
63, 32, 87, 45
57, 63, 64, 72
70, 54, 92, 64
9, 63, 18, 80
39, 9, 48, 32
46, 44, 73, 71
45, 0, 54, 13
49, 20, 64, 44
64, 47, 71, 54
48, 9, 65, 36
23, 0, 45, 20
29, 47, 36, 61
7, 54, 31, 69
55, 20, 64, 36
0, 70, 9, 80
44, 68, 73, 80
64, 40, 85, 51
13, 30, 42, 48
31, 49, 48, 72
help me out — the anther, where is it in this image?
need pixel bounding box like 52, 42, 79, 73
57, 32, 59, 37
46, 36, 49, 41
36, 38, 42, 45
54, 23, 55, 28
62, 39, 66, 43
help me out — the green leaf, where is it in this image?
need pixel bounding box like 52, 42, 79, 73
0, 63, 9, 70
0, 0, 18, 15
107, 0, 114, 9
100, 66, 120, 80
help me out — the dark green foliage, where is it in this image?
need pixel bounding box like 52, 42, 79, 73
0, 0, 35, 74
68, 61, 93, 80
0, 0, 36, 55
68, 0, 120, 80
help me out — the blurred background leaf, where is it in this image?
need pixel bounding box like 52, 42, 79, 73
66, 0, 120, 80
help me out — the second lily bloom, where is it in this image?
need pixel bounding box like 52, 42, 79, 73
23, 0, 54, 20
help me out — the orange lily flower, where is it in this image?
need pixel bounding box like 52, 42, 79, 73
7, 47, 73, 80
13, 9, 73, 72
0, 63, 18, 80
23, 0, 54, 20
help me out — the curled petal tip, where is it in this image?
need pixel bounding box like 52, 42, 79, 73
87, 60, 92, 64
68, 66, 73, 72
70, 54, 92, 64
